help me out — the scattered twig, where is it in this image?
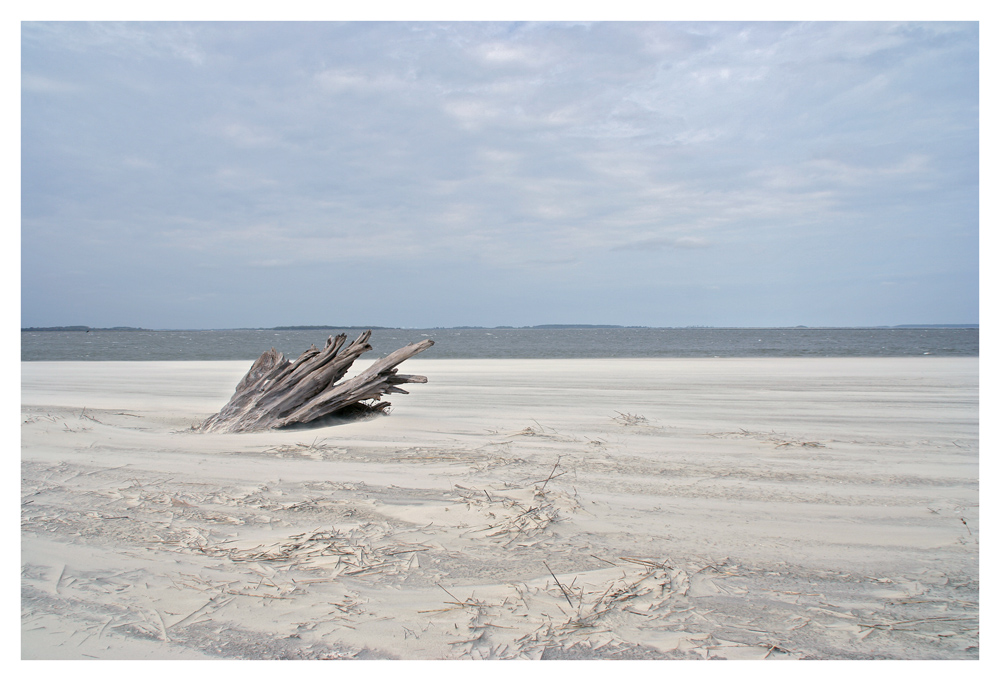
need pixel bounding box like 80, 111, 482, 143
708, 429, 826, 448
859, 615, 978, 630
224, 590, 293, 600
538, 456, 563, 493
612, 411, 649, 426
544, 561, 576, 609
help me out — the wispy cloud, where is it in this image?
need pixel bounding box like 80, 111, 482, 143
21, 74, 84, 94
23, 21, 207, 65
20, 21, 978, 328
614, 235, 713, 251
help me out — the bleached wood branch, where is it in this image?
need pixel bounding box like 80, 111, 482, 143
197, 330, 433, 433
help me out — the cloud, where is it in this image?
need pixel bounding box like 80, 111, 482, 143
21, 74, 83, 94
314, 67, 412, 94
20, 21, 979, 328
218, 122, 282, 148
22, 21, 207, 65
613, 235, 713, 252
473, 40, 551, 68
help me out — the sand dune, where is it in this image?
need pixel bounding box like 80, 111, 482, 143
21, 358, 978, 659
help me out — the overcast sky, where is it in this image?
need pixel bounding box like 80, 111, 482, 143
21, 20, 979, 329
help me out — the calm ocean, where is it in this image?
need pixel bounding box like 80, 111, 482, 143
20, 327, 978, 362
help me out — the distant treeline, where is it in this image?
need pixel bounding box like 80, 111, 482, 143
268, 325, 636, 330
21, 326, 149, 332
269, 325, 390, 331
890, 324, 979, 328
22, 323, 978, 332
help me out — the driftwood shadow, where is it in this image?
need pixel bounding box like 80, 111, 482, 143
275, 404, 390, 431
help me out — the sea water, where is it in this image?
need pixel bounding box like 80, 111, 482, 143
20, 327, 979, 362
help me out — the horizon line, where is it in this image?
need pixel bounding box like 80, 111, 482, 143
21, 323, 981, 332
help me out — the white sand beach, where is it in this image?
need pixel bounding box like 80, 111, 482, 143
20, 357, 979, 660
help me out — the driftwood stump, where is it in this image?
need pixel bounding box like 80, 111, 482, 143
197, 330, 433, 433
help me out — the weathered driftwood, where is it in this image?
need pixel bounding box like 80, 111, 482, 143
197, 330, 433, 433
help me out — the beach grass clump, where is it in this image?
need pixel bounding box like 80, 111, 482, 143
612, 411, 651, 427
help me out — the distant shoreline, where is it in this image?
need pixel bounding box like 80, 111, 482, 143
21, 324, 980, 332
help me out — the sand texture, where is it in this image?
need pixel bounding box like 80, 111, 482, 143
21, 358, 978, 660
